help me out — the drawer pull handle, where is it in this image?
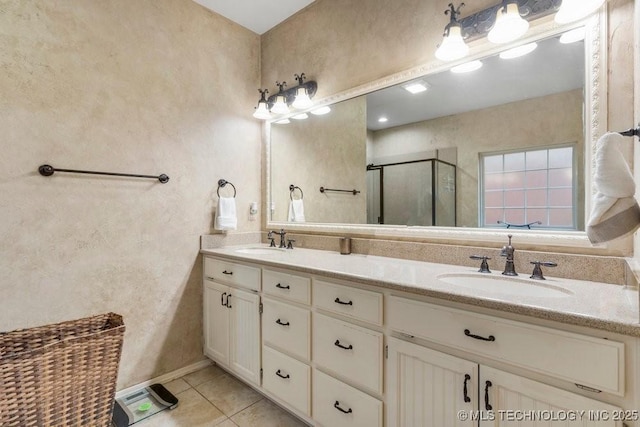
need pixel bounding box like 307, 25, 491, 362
334, 401, 353, 414
484, 381, 493, 411
226, 294, 232, 309
334, 340, 353, 350
334, 297, 353, 306
275, 369, 290, 379
276, 283, 290, 289
463, 374, 471, 403
222, 270, 233, 275
221, 292, 227, 307
275, 319, 290, 326
464, 329, 495, 342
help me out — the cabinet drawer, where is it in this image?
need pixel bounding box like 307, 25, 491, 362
313, 279, 382, 325
262, 297, 311, 360
313, 369, 382, 427
204, 257, 260, 291
263, 269, 311, 304
389, 296, 625, 395
262, 346, 311, 416
312, 313, 383, 394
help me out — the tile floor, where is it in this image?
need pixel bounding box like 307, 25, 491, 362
132, 364, 310, 427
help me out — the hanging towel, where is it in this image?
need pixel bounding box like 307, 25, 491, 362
586, 132, 640, 244
215, 197, 237, 231
288, 199, 306, 222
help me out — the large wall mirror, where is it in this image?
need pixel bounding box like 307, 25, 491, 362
266, 16, 606, 247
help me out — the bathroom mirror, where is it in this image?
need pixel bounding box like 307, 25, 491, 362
266, 17, 606, 246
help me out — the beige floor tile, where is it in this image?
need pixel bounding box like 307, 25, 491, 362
162, 378, 192, 396
135, 387, 227, 427
182, 364, 226, 387
195, 374, 263, 416
231, 399, 309, 427
215, 420, 239, 427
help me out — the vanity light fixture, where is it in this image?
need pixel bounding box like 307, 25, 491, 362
487, 0, 529, 44
403, 81, 429, 94
435, 3, 469, 62
499, 42, 537, 59
252, 89, 272, 120
251, 73, 318, 120
291, 73, 314, 109
555, 0, 605, 24
451, 60, 483, 73
271, 82, 290, 115
310, 106, 331, 115
559, 26, 586, 44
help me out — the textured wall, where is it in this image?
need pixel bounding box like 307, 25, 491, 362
0, 0, 260, 388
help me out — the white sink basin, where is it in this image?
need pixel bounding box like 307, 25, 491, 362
436, 273, 573, 298
235, 247, 286, 255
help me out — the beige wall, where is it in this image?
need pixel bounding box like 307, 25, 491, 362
0, 0, 261, 388
371, 90, 584, 228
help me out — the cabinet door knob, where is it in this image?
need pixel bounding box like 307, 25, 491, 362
275, 319, 290, 326
334, 401, 353, 414
334, 339, 353, 350
275, 369, 290, 379
334, 297, 353, 306
463, 374, 471, 403
464, 329, 495, 342
484, 380, 493, 411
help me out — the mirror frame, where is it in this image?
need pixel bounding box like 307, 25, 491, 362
264, 11, 612, 252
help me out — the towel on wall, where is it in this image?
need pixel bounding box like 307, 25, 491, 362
215, 197, 237, 231
288, 199, 306, 222
586, 132, 640, 244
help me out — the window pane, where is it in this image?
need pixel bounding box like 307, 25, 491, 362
504, 209, 525, 224
484, 155, 503, 173
526, 150, 547, 170
485, 173, 503, 190
548, 188, 573, 207
504, 152, 525, 171
485, 191, 503, 208
549, 147, 573, 168
526, 189, 547, 207
549, 208, 573, 227
485, 208, 503, 225
527, 209, 547, 226
504, 190, 524, 208
503, 172, 525, 189
525, 170, 547, 189
549, 168, 573, 188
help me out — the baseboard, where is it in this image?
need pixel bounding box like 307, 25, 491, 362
115, 359, 212, 399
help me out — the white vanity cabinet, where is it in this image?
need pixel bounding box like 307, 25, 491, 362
203, 258, 261, 385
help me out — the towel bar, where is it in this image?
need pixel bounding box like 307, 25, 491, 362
38, 164, 169, 183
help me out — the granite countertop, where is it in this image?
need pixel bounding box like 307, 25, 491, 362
201, 244, 640, 337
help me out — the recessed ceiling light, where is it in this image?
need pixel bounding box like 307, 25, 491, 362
378, 117, 389, 123
292, 113, 309, 120
403, 82, 429, 94
310, 106, 331, 115
451, 60, 483, 73
275, 119, 290, 124
559, 27, 586, 44
499, 42, 538, 59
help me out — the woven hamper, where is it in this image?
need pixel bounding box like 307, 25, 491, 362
0, 313, 125, 427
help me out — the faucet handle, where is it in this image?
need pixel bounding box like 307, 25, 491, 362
470, 255, 492, 273
529, 261, 557, 280
286, 239, 295, 249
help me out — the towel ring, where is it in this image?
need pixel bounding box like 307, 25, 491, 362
217, 179, 237, 198
289, 184, 304, 200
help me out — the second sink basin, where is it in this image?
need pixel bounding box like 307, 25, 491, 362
436, 273, 573, 298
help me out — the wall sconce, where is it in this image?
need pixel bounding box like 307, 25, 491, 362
252, 73, 318, 120
435, 3, 469, 62
487, 0, 529, 44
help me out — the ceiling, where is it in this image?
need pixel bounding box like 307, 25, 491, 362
193, 0, 316, 34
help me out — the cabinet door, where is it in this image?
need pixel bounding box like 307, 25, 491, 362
387, 337, 478, 427
480, 366, 623, 427
229, 287, 261, 385
203, 280, 229, 366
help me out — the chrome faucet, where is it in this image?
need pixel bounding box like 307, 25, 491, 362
500, 234, 517, 276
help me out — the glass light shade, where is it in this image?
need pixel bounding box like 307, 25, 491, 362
252, 101, 271, 120
488, 2, 529, 44
275, 119, 290, 124
310, 106, 331, 115
291, 87, 313, 109
499, 42, 537, 59
451, 60, 483, 73
555, 0, 605, 24
271, 95, 290, 115
559, 27, 586, 44
292, 113, 309, 120
435, 25, 469, 61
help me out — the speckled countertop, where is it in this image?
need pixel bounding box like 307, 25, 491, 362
201, 244, 640, 337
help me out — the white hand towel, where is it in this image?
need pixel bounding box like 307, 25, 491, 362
215, 197, 237, 231
587, 132, 640, 243
288, 199, 306, 222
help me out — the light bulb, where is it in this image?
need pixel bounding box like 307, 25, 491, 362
292, 87, 313, 109
252, 101, 271, 120
488, 2, 529, 44
435, 25, 469, 61
271, 94, 290, 115
555, 0, 605, 24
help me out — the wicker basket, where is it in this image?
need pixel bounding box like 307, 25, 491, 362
0, 313, 125, 427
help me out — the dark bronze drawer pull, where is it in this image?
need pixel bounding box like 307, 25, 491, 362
334, 401, 353, 414
334, 339, 353, 350
226, 294, 232, 309
221, 292, 227, 307
276, 283, 290, 289
222, 270, 233, 275
463, 374, 471, 403
484, 381, 493, 410
276, 369, 290, 379
334, 297, 353, 305
275, 319, 290, 326
464, 329, 495, 342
